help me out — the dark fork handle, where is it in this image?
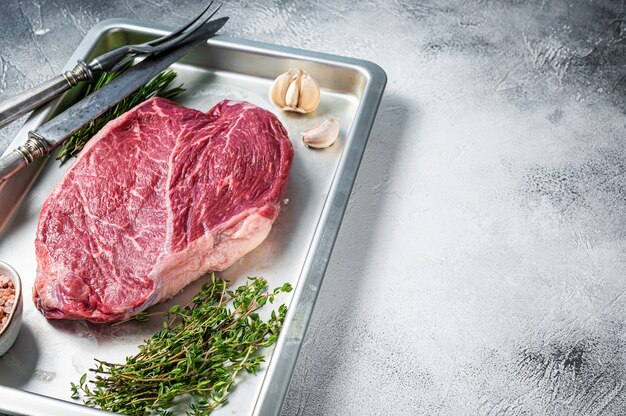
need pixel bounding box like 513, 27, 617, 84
88, 47, 131, 72
0, 60, 93, 130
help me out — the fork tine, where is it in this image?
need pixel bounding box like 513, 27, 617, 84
88, 2, 223, 73
148, 4, 222, 52
109, 6, 218, 74
148, 1, 215, 47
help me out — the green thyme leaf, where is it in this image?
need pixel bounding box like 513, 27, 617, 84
72, 275, 292, 415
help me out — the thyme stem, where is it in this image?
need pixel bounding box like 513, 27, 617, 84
71, 275, 292, 416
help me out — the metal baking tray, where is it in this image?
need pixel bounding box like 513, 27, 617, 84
0, 19, 386, 416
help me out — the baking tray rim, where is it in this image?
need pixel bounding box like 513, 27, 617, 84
0, 18, 387, 416
90, 18, 388, 87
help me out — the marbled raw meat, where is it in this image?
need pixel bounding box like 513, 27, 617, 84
33, 97, 293, 323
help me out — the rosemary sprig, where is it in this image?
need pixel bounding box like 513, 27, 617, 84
71, 275, 293, 416
56, 66, 184, 164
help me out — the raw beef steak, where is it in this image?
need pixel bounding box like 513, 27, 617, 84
34, 97, 293, 323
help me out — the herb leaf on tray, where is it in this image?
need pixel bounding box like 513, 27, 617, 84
71, 275, 293, 416
56, 65, 184, 164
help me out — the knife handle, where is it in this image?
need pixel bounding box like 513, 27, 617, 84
0, 60, 94, 130
0, 135, 49, 185
0, 149, 26, 187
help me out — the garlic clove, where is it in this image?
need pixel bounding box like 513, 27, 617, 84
301, 118, 340, 149
269, 70, 292, 109
297, 72, 320, 113
270, 68, 321, 114
285, 70, 301, 110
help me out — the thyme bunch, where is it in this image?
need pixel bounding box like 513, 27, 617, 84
71, 275, 293, 416
56, 66, 184, 164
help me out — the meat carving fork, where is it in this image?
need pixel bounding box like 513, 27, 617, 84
0, 2, 221, 131
0, 14, 228, 185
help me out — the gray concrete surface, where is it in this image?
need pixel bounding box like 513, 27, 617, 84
2, 0, 626, 415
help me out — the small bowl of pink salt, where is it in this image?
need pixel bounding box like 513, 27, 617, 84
0, 261, 22, 357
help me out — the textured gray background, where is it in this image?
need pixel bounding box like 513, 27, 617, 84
2, 0, 626, 415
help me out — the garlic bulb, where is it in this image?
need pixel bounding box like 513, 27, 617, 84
301, 118, 339, 149
270, 68, 320, 113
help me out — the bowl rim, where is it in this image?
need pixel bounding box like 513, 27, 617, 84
0, 260, 22, 337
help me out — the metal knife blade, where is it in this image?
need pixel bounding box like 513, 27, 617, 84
0, 16, 228, 184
